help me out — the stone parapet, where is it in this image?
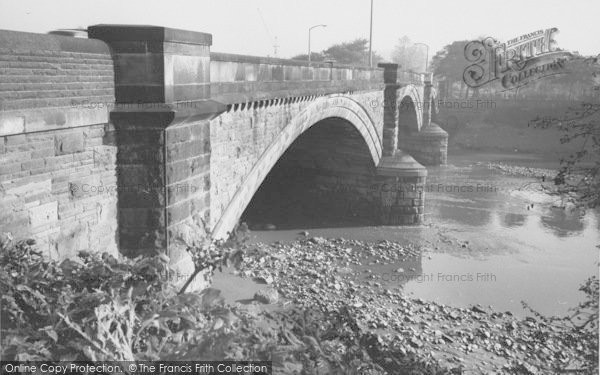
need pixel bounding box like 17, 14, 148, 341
0, 29, 118, 259
210, 53, 384, 104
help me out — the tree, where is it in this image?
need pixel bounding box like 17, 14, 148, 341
529, 54, 600, 101
525, 57, 599, 374
528, 56, 600, 209
390, 36, 426, 72
292, 38, 383, 66
529, 102, 600, 208
291, 52, 325, 62
430, 40, 471, 98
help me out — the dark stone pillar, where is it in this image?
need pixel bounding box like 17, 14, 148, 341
88, 25, 225, 287
423, 76, 433, 128
378, 63, 400, 156
372, 64, 428, 223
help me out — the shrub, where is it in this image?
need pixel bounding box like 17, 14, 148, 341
0, 232, 452, 373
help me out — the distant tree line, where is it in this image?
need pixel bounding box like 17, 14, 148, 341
291, 38, 383, 66
430, 39, 600, 101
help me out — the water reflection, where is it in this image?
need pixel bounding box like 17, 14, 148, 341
426, 158, 595, 239
502, 212, 527, 228
540, 207, 586, 237
431, 202, 492, 227
250, 152, 600, 317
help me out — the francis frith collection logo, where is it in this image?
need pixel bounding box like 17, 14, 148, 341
463, 28, 573, 90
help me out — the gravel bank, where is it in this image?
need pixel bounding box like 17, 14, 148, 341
230, 237, 597, 374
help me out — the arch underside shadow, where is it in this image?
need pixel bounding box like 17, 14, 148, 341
397, 85, 423, 132
398, 96, 420, 134
242, 118, 378, 229
211, 95, 382, 238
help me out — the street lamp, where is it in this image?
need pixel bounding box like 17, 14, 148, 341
414, 42, 429, 73
368, 0, 373, 67
308, 24, 327, 66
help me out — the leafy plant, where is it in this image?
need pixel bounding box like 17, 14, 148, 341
177, 223, 248, 295
529, 103, 600, 208
0, 231, 459, 373
0, 235, 171, 361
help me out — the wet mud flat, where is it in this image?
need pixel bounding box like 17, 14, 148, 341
213, 237, 597, 374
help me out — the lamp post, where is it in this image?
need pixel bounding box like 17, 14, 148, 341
414, 42, 429, 73
368, 0, 373, 67
308, 24, 327, 66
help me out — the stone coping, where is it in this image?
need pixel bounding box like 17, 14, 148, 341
88, 25, 212, 46
211, 52, 384, 71
109, 99, 227, 127
0, 107, 110, 136
0, 29, 110, 54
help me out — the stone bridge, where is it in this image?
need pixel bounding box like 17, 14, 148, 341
0, 25, 447, 278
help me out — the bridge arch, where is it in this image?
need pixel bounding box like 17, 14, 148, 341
397, 84, 423, 132
212, 94, 382, 238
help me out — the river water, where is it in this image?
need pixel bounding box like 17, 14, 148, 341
247, 152, 599, 317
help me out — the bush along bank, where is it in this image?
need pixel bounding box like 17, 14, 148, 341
0, 234, 445, 374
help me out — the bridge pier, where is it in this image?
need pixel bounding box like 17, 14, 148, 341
402, 122, 448, 165
374, 152, 427, 225
379, 64, 448, 166
88, 25, 226, 288
400, 79, 448, 165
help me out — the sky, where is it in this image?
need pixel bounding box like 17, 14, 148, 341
0, 0, 599, 60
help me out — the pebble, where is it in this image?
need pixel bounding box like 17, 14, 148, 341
254, 288, 279, 304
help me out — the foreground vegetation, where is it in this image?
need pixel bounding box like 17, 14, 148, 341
1, 231, 597, 374
0, 235, 450, 374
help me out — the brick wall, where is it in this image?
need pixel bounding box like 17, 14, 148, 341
0, 30, 118, 259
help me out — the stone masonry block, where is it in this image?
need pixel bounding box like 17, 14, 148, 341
55, 131, 84, 155
119, 208, 165, 228
29, 201, 58, 228
167, 200, 190, 225
5, 134, 27, 146
0, 116, 25, 137
167, 125, 191, 144
166, 154, 210, 184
